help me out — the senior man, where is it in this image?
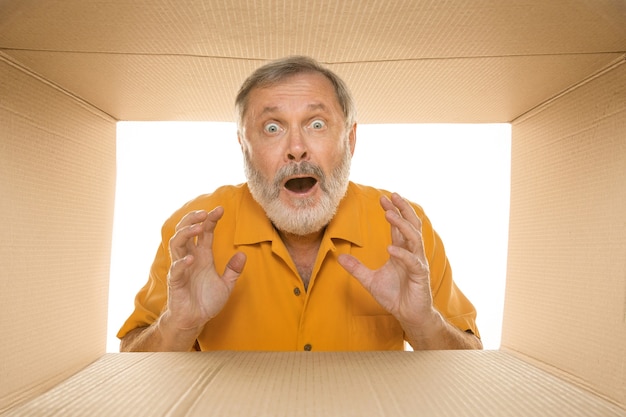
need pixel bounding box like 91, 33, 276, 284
118, 56, 482, 352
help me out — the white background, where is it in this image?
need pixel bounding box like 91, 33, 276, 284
107, 122, 511, 351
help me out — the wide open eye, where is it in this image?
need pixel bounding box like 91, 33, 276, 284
310, 120, 326, 130
264, 122, 281, 134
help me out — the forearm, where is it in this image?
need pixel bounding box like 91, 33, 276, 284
403, 311, 483, 350
119, 312, 202, 352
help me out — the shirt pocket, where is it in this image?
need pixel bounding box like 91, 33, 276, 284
349, 314, 404, 350
348, 276, 404, 350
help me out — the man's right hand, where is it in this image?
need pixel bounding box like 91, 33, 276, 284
120, 207, 246, 352
164, 207, 247, 333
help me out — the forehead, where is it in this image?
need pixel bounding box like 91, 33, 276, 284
246, 72, 342, 115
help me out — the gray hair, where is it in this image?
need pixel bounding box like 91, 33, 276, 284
235, 56, 357, 134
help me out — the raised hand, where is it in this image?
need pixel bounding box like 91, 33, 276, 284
339, 193, 482, 349
338, 193, 438, 330
165, 207, 247, 333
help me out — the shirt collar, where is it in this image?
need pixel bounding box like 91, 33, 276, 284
325, 182, 364, 247
233, 184, 277, 246
234, 182, 364, 247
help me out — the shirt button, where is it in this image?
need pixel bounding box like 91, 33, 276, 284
293, 287, 301, 296
303, 344, 312, 351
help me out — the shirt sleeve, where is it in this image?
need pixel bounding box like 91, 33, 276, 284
116, 219, 174, 340
416, 205, 481, 339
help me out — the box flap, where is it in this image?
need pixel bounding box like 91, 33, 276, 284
1, 0, 625, 123
3, 352, 625, 416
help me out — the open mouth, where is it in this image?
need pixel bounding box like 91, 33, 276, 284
284, 177, 318, 194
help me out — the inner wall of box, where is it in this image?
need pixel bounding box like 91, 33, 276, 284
503, 61, 626, 405
0, 55, 116, 411
1, 52, 625, 411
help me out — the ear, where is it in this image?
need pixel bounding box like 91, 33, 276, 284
237, 131, 246, 152
347, 123, 357, 156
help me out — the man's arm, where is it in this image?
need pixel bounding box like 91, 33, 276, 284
401, 310, 483, 350
119, 312, 202, 352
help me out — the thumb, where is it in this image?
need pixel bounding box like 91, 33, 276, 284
221, 251, 247, 287
338, 253, 373, 289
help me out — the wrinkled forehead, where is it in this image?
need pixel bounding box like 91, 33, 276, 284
243, 73, 342, 118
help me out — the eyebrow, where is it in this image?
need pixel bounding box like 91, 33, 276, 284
306, 103, 329, 112
259, 103, 330, 117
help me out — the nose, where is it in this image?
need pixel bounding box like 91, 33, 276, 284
286, 128, 308, 162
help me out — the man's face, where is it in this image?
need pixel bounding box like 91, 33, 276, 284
239, 72, 357, 236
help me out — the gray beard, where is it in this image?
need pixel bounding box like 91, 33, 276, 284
243, 145, 352, 236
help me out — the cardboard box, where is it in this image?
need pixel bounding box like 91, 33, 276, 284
3, 351, 626, 416
1, 0, 625, 415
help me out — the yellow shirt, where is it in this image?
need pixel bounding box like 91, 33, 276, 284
117, 182, 479, 351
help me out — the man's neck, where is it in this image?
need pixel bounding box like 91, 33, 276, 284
278, 228, 325, 251
278, 228, 325, 290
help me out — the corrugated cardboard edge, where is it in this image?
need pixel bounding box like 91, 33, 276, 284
502, 347, 626, 412
512, 53, 626, 124
0, 364, 94, 414
3, 351, 626, 416
0, 51, 117, 123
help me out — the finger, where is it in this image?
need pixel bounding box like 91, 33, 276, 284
169, 222, 204, 261
380, 195, 406, 246
380, 194, 397, 213
387, 245, 430, 278
383, 193, 423, 231
337, 254, 375, 290
197, 206, 225, 248
170, 210, 209, 259
221, 252, 247, 287
175, 210, 209, 231
382, 193, 428, 266
203, 206, 225, 232
385, 209, 423, 253
390, 193, 418, 223
168, 255, 194, 289
384, 194, 425, 249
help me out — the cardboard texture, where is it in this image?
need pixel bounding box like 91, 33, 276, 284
503, 60, 626, 404
0, 54, 117, 410
1, 0, 625, 414
4, 351, 626, 417
1, 0, 625, 123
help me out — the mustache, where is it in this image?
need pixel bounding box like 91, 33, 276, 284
273, 162, 327, 191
